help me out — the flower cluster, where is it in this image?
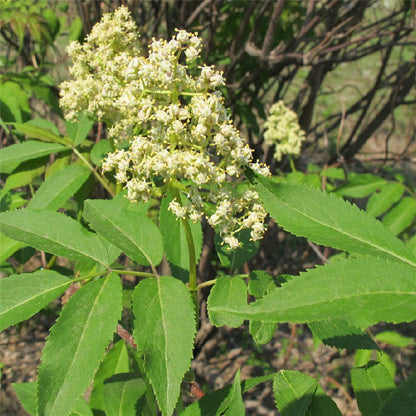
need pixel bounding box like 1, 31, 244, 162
263, 101, 306, 161
60, 7, 269, 249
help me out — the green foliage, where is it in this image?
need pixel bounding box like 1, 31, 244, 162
1, 6, 415, 415
132, 276, 196, 416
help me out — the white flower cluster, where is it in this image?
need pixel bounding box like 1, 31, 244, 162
263, 101, 306, 161
60, 7, 269, 249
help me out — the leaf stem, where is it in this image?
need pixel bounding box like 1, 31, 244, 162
110, 268, 156, 278
72, 146, 115, 197
170, 187, 198, 306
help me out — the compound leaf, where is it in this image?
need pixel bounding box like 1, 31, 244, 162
209, 256, 416, 328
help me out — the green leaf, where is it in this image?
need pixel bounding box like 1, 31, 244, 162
374, 331, 414, 348
366, 183, 404, 217
14, 120, 66, 144
103, 373, 147, 416
13, 381, 37, 416
382, 197, 416, 235
84, 199, 163, 267
351, 361, 396, 416
376, 351, 396, 379
0, 233, 24, 263
247, 173, 416, 267
306, 384, 342, 416
207, 276, 247, 328
355, 349, 373, 368
320, 167, 346, 180
159, 193, 202, 282
249, 320, 277, 345
0, 209, 118, 266
3, 160, 45, 192
335, 173, 386, 198
70, 397, 94, 416
214, 228, 259, 269
90, 139, 112, 166
0, 140, 67, 174
248, 270, 278, 298
223, 370, 245, 416
248, 271, 278, 344
208, 256, 416, 328
38, 273, 122, 416
180, 374, 276, 416
0, 270, 71, 332
65, 112, 94, 146
132, 276, 196, 416
308, 319, 379, 350
29, 164, 91, 210
89, 340, 130, 411
378, 374, 416, 416
273, 370, 317, 416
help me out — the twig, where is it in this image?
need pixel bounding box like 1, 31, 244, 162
116, 324, 137, 349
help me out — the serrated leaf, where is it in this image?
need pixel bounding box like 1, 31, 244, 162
214, 229, 259, 269
246, 172, 416, 267
132, 276, 196, 416
306, 384, 342, 416
180, 374, 276, 416
382, 197, 416, 235
29, 164, 91, 210
223, 370, 244, 416
84, 199, 163, 267
248, 270, 278, 298
351, 361, 396, 416
207, 276, 247, 328
0, 270, 71, 332
249, 320, 276, 345
0, 140, 67, 174
366, 183, 404, 217
355, 349, 373, 368
273, 370, 317, 416
14, 121, 66, 144
3, 160, 45, 192
103, 373, 146, 416
38, 273, 122, 416
377, 374, 416, 416
70, 397, 94, 416
308, 319, 378, 350
0, 233, 24, 263
65, 112, 94, 146
159, 193, 202, 282
13, 381, 37, 416
0, 209, 118, 266
89, 340, 130, 411
376, 351, 396, 379
335, 173, 386, 198
90, 139, 112, 166
208, 256, 416, 328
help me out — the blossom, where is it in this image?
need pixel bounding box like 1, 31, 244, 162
60, 7, 269, 248
264, 101, 306, 161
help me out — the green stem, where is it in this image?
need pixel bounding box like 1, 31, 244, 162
72, 147, 115, 197
170, 187, 198, 306
289, 155, 296, 172
111, 268, 156, 278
